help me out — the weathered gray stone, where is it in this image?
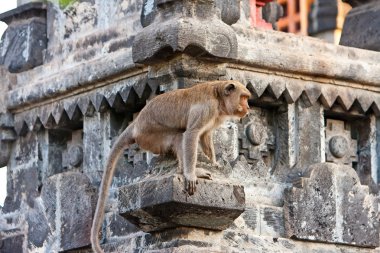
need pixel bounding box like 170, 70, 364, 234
2, 1, 380, 252
215, 0, 240, 25
262, 2, 284, 30
294, 101, 324, 173
105, 213, 139, 238
0, 113, 16, 167
241, 204, 285, 238
214, 120, 239, 162
5, 35, 380, 133
41, 172, 97, 251
340, 1, 380, 51
119, 174, 245, 232
141, 0, 239, 28
284, 163, 379, 247
261, 206, 285, 237
63, 0, 97, 39
1, 132, 40, 214
26, 199, 50, 248
0, 234, 24, 253
238, 107, 276, 168
132, 0, 238, 63
325, 119, 358, 165
83, 111, 121, 185
352, 116, 378, 187
308, 0, 338, 35
0, 3, 47, 73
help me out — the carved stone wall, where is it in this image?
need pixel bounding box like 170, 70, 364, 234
1, 1, 380, 253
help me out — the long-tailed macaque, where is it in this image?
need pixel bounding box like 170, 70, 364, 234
91, 80, 251, 253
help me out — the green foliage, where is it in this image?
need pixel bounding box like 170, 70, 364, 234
59, 0, 77, 9
42, 0, 77, 9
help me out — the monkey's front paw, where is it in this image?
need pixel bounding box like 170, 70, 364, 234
185, 174, 197, 195
196, 167, 212, 180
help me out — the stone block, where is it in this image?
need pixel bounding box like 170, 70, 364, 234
308, 0, 338, 35
41, 172, 97, 251
0, 234, 24, 253
119, 175, 245, 232
0, 3, 47, 73
340, 1, 380, 51
284, 163, 379, 247
26, 199, 50, 248
132, 0, 238, 63
214, 120, 239, 162
141, 0, 240, 27
105, 213, 139, 238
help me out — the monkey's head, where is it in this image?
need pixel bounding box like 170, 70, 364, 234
217, 81, 251, 118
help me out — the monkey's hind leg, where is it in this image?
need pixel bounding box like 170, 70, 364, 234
200, 131, 221, 167
172, 133, 184, 175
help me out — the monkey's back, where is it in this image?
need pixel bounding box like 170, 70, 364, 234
134, 83, 219, 132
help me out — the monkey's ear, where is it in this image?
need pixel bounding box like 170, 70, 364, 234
224, 83, 236, 96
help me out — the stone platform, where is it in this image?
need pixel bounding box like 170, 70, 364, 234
119, 174, 245, 232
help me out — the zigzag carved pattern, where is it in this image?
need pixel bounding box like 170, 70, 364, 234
11, 69, 380, 135
13, 74, 158, 135
226, 69, 380, 116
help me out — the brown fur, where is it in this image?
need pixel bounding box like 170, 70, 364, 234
91, 80, 251, 253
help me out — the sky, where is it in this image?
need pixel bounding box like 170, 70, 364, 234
0, 1, 17, 37
0, 0, 17, 207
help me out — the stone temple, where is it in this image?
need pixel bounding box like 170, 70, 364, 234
0, 0, 380, 252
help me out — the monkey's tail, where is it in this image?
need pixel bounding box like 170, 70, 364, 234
91, 124, 135, 253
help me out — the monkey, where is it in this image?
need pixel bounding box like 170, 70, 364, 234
91, 80, 251, 253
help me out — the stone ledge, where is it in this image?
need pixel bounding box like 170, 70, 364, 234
0, 2, 46, 24
235, 27, 380, 87
119, 175, 245, 232
6, 49, 142, 111
6, 28, 380, 112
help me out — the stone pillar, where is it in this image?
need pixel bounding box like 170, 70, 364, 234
262, 1, 284, 30
0, 2, 47, 72
340, 0, 380, 51
83, 111, 113, 185
294, 101, 325, 172
308, 0, 351, 44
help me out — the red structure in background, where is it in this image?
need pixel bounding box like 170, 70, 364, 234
249, 0, 274, 29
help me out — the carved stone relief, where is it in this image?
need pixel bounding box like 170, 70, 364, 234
284, 162, 379, 247
133, 0, 238, 63
325, 119, 358, 165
